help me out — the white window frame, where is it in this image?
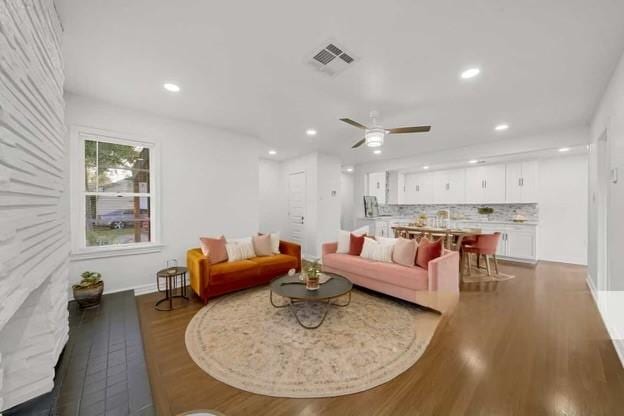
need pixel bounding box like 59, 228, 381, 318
70, 125, 162, 259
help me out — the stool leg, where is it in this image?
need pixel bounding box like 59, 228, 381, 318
493, 254, 499, 275
485, 255, 492, 276
467, 253, 472, 276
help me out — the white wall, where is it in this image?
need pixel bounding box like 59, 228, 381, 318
66, 94, 262, 293
537, 155, 588, 264
341, 172, 355, 230
258, 159, 283, 234
588, 49, 624, 365
258, 152, 341, 259
0, 1, 69, 410
316, 154, 341, 252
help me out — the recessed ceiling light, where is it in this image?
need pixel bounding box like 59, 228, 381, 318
495, 123, 509, 131
558, 147, 570, 152
460, 67, 480, 79
163, 83, 180, 92
373, 150, 382, 155
268, 150, 277, 155
423, 166, 430, 170
468, 159, 479, 164
306, 129, 317, 136
347, 168, 353, 172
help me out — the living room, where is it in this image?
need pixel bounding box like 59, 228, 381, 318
2, 1, 624, 415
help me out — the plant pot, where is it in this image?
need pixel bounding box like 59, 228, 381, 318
73, 281, 104, 309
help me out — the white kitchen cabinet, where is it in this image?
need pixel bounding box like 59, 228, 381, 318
476, 223, 537, 263
506, 161, 538, 203
505, 229, 536, 259
404, 172, 434, 204
367, 171, 387, 204
465, 164, 506, 203
433, 169, 465, 204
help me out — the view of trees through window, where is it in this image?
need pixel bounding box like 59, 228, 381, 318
84, 138, 152, 247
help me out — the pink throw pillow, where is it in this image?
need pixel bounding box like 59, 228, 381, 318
415, 238, 443, 269
199, 236, 228, 264
392, 238, 417, 266
252, 234, 273, 256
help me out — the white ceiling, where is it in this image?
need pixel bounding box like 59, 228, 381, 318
57, 0, 624, 164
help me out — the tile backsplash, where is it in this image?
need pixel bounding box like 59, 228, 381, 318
378, 203, 539, 222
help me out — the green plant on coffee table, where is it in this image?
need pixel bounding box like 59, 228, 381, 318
304, 260, 321, 279
74, 271, 102, 289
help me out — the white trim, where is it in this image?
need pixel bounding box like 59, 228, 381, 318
70, 244, 164, 261
70, 125, 162, 256
586, 275, 624, 367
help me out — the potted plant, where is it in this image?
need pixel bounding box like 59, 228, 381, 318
73, 271, 104, 309
477, 206, 495, 221
303, 260, 321, 290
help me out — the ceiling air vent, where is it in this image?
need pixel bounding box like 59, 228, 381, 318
307, 41, 357, 77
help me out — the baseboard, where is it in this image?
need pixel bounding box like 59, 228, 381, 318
586, 275, 624, 367
132, 282, 159, 296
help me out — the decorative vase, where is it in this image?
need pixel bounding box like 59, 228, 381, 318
73, 281, 104, 309
305, 272, 320, 290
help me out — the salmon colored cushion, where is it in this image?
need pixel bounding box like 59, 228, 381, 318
348, 233, 366, 255
252, 234, 273, 256
415, 238, 443, 268
392, 237, 417, 266
199, 236, 228, 264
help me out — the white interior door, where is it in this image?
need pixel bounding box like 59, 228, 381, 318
288, 171, 306, 245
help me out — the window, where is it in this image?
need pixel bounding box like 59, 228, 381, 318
71, 127, 160, 257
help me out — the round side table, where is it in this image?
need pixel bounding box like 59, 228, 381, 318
155, 266, 189, 311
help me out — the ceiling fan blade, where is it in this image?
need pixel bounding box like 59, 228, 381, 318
351, 138, 366, 149
387, 126, 431, 134
340, 118, 369, 130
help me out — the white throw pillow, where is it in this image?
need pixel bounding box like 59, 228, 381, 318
225, 243, 244, 262
360, 237, 394, 263
269, 232, 280, 254
337, 230, 351, 253
376, 236, 398, 246
227, 237, 256, 260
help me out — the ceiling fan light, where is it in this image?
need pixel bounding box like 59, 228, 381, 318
365, 128, 385, 148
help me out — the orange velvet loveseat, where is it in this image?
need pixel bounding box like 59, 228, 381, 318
186, 240, 301, 302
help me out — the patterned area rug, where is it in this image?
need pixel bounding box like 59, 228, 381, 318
185, 286, 441, 398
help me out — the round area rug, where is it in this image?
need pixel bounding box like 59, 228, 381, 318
185, 286, 441, 398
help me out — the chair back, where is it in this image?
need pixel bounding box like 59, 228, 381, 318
471, 232, 501, 255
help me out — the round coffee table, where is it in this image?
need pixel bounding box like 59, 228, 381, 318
269, 273, 352, 329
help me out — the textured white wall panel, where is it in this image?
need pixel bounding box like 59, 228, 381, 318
0, 0, 69, 410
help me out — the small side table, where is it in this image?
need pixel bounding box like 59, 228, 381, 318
155, 266, 189, 311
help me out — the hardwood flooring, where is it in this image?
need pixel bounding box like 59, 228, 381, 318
136, 262, 624, 416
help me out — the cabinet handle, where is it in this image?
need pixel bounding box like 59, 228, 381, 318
446, 183, 450, 191
376, 182, 380, 189
484, 179, 487, 189
416, 185, 419, 192
520, 178, 524, 186
518, 178, 521, 186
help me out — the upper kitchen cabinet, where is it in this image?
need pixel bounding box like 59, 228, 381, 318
433, 168, 465, 204
404, 172, 434, 204
506, 161, 538, 203
366, 171, 387, 204
386, 171, 405, 204
465, 164, 506, 203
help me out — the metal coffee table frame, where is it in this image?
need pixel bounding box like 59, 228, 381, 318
269, 274, 352, 329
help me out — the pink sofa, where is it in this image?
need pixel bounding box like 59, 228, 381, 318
322, 242, 460, 313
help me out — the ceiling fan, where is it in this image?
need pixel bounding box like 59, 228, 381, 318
340, 111, 431, 149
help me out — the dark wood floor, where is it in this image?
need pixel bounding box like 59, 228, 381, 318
136, 262, 624, 416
